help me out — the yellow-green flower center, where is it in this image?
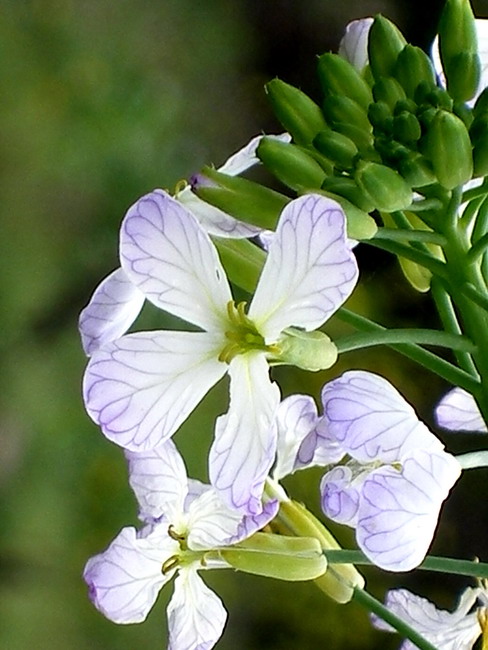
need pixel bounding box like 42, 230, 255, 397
218, 301, 279, 364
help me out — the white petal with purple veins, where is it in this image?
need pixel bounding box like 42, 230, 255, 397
83, 331, 227, 452
186, 489, 244, 550
320, 465, 362, 526
83, 526, 175, 624
249, 194, 359, 342
209, 353, 280, 514
356, 448, 461, 571
79, 268, 144, 356
338, 18, 373, 71
120, 189, 232, 332
435, 387, 487, 432
322, 370, 443, 463
125, 439, 189, 522
167, 570, 227, 650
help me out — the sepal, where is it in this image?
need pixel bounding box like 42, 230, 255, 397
367, 15, 407, 80
257, 137, 327, 190
354, 160, 413, 211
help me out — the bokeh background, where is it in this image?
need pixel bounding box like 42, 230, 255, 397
1, 0, 488, 648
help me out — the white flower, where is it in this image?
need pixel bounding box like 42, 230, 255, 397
338, 18, 374, 72
82, 191, 359, 513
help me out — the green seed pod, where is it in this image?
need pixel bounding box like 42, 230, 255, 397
393, 45, 437, 99
313, 130, 359, 170
393, 111, 422, 144
373, 77, 406, 110
397, 152, 436, 188
322, 95, 372, 134
368, 15, 407, 80
355, 160, 413, 212
257, 137, 326, 191
317, 52, 373, 109
321, 175, 375, 212
438, 0, 481, 102
424, 109, 473, 189
193, 166, 288, 230
265, 78, 327, 146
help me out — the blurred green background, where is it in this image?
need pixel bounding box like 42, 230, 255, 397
1, 1, 487, 648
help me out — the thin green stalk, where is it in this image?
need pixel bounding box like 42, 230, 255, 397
405, 198, 443, 212
335, 308, 480, 394
366, 239, 448, 279
374, 228, 446, 246
431, 277, 479, 377
467, 231, 488, 264
462, 178, 488, 204
352, 588, 438, 650
335, 328, 475, 354
460, 195, 484, 230
463, 282, 488, 312
325, 550, 488, 579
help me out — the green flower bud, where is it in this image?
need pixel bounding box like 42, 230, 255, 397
322, 175, 375, 212
373, 77, 406, 110
265, 79, 327, 146
273, 328, 338, 371
423, 109, 473, 189
368, 101, 392, 131
439, 0, 481, 102
322, 95, 372, 134
333, 122, 374, 154
393, 45, 437, 98
473, 130, 488, 177
393, 111, 422, 144
417, 105, 439, 130
368, 15, 407, 80
422, 87, 454, 112
473, 87, 488, 118
221, 532, 327, 581
271, 500, 365, 603
313, 130, 358, 170
192, 166, 288, 230
318, 189, 378, 240
317, 53, 373, 110
355, 160, 413, 212
257, 137, 326, 191
469, 113, 488, 141
393, 98, 417, 116
397, 153, 436, 188
453, 101, 474, 129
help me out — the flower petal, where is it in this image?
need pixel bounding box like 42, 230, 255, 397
321, 370, 443, 464
218, 132, 291, 176
435, 387, 487, 432
83, 331, 226, 451
356, 448, 461, 571
167, 570, 227, 650
338, 18, 373, 71
249, 194, 358, 341
186, 488, 244, 550
79, 268, 144, 356
373, 588, 482, 650
125, 439, 189, 522
120, 189, 232, 331
83, 526, 174, 624
209, 353, 280, 514
320, 465, 362, 526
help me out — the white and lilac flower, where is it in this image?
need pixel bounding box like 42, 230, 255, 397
436, 387, 487, 433
78, 133, 290, 357
82, 191, 358, 514
338, 17, 374, 72
84, 439, 277, 649
372, 585, 487, 649
317, 371, 461, 571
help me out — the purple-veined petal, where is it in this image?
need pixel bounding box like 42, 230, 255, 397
372, 588, 482, 650
125, 439, 189, 522
272, 394, 320, 479
177, 186, 261, 238
322, 370, 443, 464
186, 488, 244, 550
83, 330, 227, 452
435, 387, 487, 432
83, 526, 175, 624
249, 194, 359, 342
227, 499, 280, 545
167, 570, 227, 650
79, 268, 144, 356
338, 18, 373, 71
296, 414, 346, 470
356, 448, 461, 571
209, 353, 280, 514
120, 189, 232, 331
320, 465, 362, 526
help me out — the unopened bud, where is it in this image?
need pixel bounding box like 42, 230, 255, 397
355, 160, 413, 212
317, 53, 373, 109
314, 130, 358, 170
397, 153, 436, 188
393, 44, 436, 98
393, 111, 422, 144
321, 175, 375, 213
257, 137, 326, 191
322, 95, 372, 134
274, 328, 338, 372
373, 77, 406, 110
333, 122, 374, 154
368, 15, 407, 80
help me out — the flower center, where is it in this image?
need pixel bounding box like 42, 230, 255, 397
218, 301, 279, 364
161, 525, 205, 574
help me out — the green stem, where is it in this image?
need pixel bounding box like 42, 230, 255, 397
461, 178, 488, 204
335, 308, 480, 394
352, 588, 438, 650
405, 198, 443, 212
366, 239, 448, 279
325, 550, 488, 579
467, 231, 488, 264
463, 282, 488, 312
374, 228, 446, 246
335, 328, 475, 354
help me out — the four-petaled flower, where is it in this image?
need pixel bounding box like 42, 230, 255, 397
84, 439, 277, 650
82, 191, 358, 514
317, 371, 461, 571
